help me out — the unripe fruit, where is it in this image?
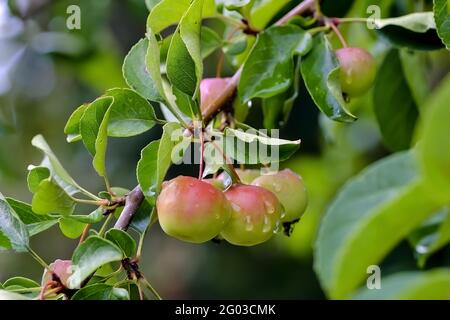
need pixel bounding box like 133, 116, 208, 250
41, 259, 72, 288
251, 169, 308, 223
200, 77, 231, 111
335, 47, 376, 97
157, 176, 231, 243
222, 184, 282, 246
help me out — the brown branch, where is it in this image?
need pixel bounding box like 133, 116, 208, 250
113, 186, 145, 230
114, 0, 317, 232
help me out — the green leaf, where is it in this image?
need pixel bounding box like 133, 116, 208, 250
239, 25, 312, 103
376, 12, 436, 32
6, 198, 58, 236
409, 208, 450, 267
64, 104, 88, 143
71, 283, 129, 300
221, 128, 301, 164
130, 201, 155, 235
399, 49, 430, 110
66, 207, 104, 224
251, 0, 290, 29
80, 96, 113, 156
0, 192, 29, 252
31, 135, 86, 196
377, 12, 443, 50
301, 34, 356, 122
374, 49, 419, 151
434, 0, 450, 50
123, 38, 164, 102
147, 0, 191, 34
32, 179, 76, 216
145, 31, 167, 103
166, 0, 204, 102
68, 236, 123, 289
92, 105, 111, 178
262, 56, 301, 129
105, 88, 158, 138
201, 26, 222, 59
59, 217, 87, 239
419, 74, 450, 203
314, 151, 439, 298
137, 122, 183, 204
27, 166, 50, 193
105, 229, 137, 257
3, 277, 39, 289
354, 269, 450, 299
0, 290, 30, 300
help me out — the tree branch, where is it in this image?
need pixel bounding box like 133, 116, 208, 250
114, 0, 317, 231
114, 186, 145, 230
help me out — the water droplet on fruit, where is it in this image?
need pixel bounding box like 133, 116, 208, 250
273, 221, 281, 234
245, 216, 254, 231
272, 182, 282, 193
264, 201, 275, 214
231, 203, 241, 212
262, 215, 271, 233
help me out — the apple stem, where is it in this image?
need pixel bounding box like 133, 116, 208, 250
328, 21, 348, 48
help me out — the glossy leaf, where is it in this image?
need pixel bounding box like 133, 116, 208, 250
80, 97, 113, 156
123, 38, 164, 102
68, 236, 123, 289
64, 104, 88, 143
201, 26, 222, 59
93, 105, 111, 177
374, 49, 419, 151
104, 88, 158, 138
145, 31, 167, 102
32, 179, 76, 216
221, 128, 301, 164
375, 12, 436, 32
31, 135, 85, 196
147, 0, 191, 34
434, 0, 450, 50
239, 25, 312, 103
130, 201, 155, 235
354, 269, 450, 299
377, 12, 443, 50
6, 198, 58, 236
315, 151, 439, 298
27, 166, 50, 193
105, 229, 137, 257
262, 56, 301, 129
59, 217, 87, 239
419, 74, 450, 203
71, 283, 129, 300
0, 193, 29, 252
66, 208, 104, 224
166, 0, 204, 101
3, 277, 39, 289
137, 122, 183, 204
0, 290, 29, 300
409, 208, 450, 267
251, 0, 290, 29
301, 34, 356, 122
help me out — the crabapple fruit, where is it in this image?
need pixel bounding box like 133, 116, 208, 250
251, 169, 307, 223
41, 259, 72, 288
200, 77, 231, 111
156, 176, 231, 243
335, 47, 376, 97
221, 184, 282, 246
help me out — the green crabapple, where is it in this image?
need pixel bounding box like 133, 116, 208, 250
251, 169, 308, 223
221, 184, 283, 246
335, 47, 376, 97
156, 176, 231, 243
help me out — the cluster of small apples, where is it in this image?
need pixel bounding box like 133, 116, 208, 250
156, 169, 308, 246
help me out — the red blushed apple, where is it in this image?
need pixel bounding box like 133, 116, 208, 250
222, 184, 282, 246
200, 78, 231, 112
157, 176, 231, 243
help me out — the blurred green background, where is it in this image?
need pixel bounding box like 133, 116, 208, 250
0, 0, 449, 299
